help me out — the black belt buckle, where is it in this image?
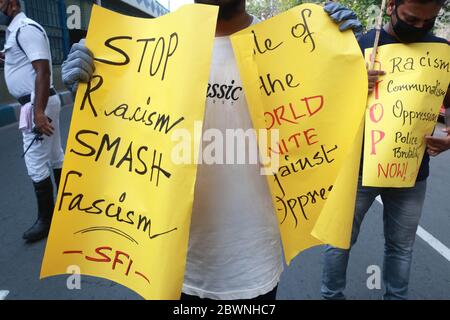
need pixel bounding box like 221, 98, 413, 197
18, 88, 57, 106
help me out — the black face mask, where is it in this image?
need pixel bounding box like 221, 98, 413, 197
392, 7, 435, 43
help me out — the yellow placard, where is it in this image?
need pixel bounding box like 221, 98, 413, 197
231, 4, 367, 264
363, 43, 450, 187
40, 4, 217, 299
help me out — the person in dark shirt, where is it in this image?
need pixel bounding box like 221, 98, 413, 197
321, 0, 449, 300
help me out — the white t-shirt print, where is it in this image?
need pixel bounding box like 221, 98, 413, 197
182, 19, 284, 300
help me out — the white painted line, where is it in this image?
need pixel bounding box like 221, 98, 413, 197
416, 226, 450, 262
375, 197, 450, 262
0, 290, 9, 300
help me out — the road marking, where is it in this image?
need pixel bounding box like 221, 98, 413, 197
375, 196, 450, 262
416, 226, 450, 262
0, 290, 9, 300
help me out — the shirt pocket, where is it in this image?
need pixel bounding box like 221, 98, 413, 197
4, 35, 24, 67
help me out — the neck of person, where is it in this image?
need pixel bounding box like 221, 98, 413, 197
383, 21, 399, 41
215, 10, 253, 37
7, 9, 21, 22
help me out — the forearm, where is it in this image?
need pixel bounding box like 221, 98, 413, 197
444, 88, 450, 109
444, 89, 450, 127
33, 70, 51, 116
445, 108, 450, 127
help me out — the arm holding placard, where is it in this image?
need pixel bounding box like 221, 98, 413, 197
323, 2, 363, 40
368, 69, 386, 95
425, 88, 450, 157
61, 39, 95, 94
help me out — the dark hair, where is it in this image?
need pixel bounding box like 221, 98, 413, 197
395, 0, 447, 5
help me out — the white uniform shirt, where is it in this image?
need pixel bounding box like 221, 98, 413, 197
182, 18, 284, 300
3, 12, 53, 99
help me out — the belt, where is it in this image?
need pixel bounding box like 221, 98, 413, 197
18, 88, 57, 106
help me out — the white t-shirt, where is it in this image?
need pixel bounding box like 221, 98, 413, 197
4, 12, 53, 99
182, 19, 284, 300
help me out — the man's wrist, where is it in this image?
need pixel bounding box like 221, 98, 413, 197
33, 108, 45, 117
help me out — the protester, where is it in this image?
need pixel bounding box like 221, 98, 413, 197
61, 0, 362, 300
322, 0, 449, 300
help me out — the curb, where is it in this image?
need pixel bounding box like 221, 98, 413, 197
0, 103, 19, 127
0, 90, 73, 128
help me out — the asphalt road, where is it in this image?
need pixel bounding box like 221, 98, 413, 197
0, 104, 449, 300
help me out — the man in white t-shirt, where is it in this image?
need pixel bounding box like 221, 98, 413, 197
61, 0, 362, 300
1, 0, 64, 242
